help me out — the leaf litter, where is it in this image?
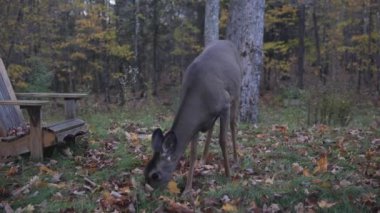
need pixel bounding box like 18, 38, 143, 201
0, 120, 379, 212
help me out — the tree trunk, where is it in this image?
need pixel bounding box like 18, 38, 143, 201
152, 0, 159, 96
115, 0, 129, 105
227, 0, 265, 124
204, 0, 220, 46
297, 3, 306, 89
133, 0, 140, 95
312, 4, 323, 84
365, 0, 373, 89
133, 0, 146, 97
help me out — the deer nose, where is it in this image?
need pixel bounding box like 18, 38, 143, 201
151, 172, 161, 181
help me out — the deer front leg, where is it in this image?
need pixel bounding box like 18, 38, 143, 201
219, 108, 231, 177
183, 135, 198, 196
200, 125, 214, 165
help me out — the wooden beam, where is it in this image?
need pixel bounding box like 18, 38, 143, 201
64, 99, 77, 119
24, 105, 43, 161
0, 100, 49, 106
16, 93, 87, 99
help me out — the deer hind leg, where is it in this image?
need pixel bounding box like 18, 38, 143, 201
230, 98, 239, 161
219, 107, 231, 177
183, 135, 198, 196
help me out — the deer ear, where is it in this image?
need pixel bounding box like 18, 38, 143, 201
162, 131, 177, 154
152, 128, 164, 152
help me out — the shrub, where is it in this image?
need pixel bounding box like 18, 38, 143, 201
307, 91, 352, 126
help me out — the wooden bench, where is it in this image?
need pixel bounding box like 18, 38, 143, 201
0, 58, 88, 161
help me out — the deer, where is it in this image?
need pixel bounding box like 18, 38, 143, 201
144, 40, 242, 195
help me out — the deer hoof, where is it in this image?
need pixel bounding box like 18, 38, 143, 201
181, 188, 194, 199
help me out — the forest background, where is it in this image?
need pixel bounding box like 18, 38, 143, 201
1, 1, 380, 212
1, 0, 379, 126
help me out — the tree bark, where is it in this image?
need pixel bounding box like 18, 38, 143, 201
115, 0, 129, 105
227, 0, 265, 124
152, 0, 159, 96
297, 3, 306, 89
133, 0, 145, 97
204, 0, 220, 46
312, 4, 323, 84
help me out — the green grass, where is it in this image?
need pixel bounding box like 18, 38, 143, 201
1, 97, 379, 212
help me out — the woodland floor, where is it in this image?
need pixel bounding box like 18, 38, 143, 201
0, 98, 379, 212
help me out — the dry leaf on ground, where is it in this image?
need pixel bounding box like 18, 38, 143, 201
222, 203, 238, 212
167, 180, 181, 194
314, 153, 328, 174
6, 166, 19, 177
318, 200, 336, 208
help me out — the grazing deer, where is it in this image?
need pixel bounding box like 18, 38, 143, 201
144, 40, 242, 195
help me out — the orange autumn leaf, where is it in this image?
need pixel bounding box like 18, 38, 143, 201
129, 132, 140, 145
317, 124, 329, 134
6, 166, 18, 177
222, 203, 238, 212
39, 165, 58, 176
314, 153, 328, 174
272, 125, 288, 135
100, 191, 116, 208
167, 180, 181, 194
303, 168, 312, 177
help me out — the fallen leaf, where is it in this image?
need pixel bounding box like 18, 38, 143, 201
292, 163, 304, 174
265, 203, 281, 212
313, 153, 328, 174
294, 202, 305, 213
120, 186, 131, 194
247, 200, 260, 212
6, 166, 19, 177
358, 193, 377, 206
51, 173, 63, 183
0, 187, 11, 198
256, 133, 269, 139
2, 202, 14, 213
100, 191, 115, 208
39, 165, 58, 176
145, 183, 154, 192
222, 203, 238, 212
317, 200, 336, 208
127, 132, 140, 146
272, 125, 288, 135
23, 204, 35, 212
72, 190, 86, 196
11, 176, 40, 197
166, 201, 193, 213
303, 168, 312, 177
167, 180, 181, 194
316, 124, 329, 134
47, 183, 66, 189
159, 196, 193, 213
265, 174, 276, 185
339, 179, 352, 187
221, 194, 231, 203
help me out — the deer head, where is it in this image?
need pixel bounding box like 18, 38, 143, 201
144, 128, 178, 188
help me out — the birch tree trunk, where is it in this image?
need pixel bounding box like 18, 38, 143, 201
227, 0, 265, 124
204, 0, 220, 46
